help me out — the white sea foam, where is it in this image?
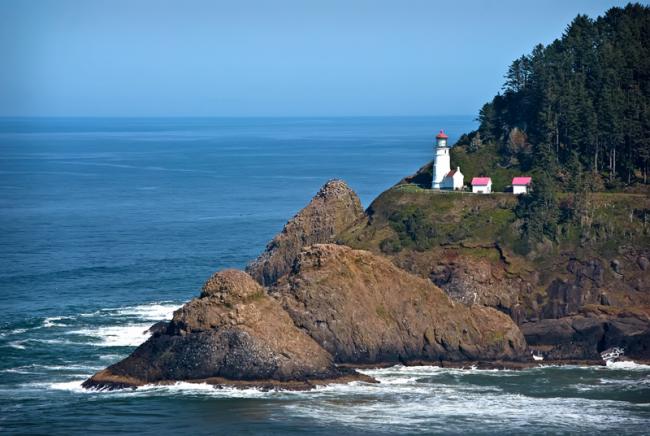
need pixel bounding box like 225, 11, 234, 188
26, 338, 75, 345
134, 382, 272, 398
99, 353, 124, 361
42, 316, 73, 328
110, 302, 182, 321
605, 360, 650, 370
1, 367, 35, 374
284, 382, 650, 432
9, 328, 28, 335
6, 340, 26, 349
38, 362, 649, 435
78, 301, 182, 321
67, 324, 154, 347
2, 363, 100, 375
48, 380, 87, 393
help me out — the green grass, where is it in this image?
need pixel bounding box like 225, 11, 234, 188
451, 143, 522, 192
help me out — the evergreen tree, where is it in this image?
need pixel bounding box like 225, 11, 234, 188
474, 3, 650, 188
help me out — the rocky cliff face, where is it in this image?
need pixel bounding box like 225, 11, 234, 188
83, 270, 369, 390
337, 181, 650, 360
246, 179, 364, 286
523, 306, 650, 360
272, 244, 527, 364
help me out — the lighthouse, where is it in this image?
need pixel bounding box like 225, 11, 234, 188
432, 130, 464, 190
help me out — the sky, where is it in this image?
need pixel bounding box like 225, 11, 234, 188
0, 0, 641, 117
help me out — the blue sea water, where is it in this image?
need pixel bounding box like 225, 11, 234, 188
1, 117, 649, 435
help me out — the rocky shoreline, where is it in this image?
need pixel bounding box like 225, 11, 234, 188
84, 179, 649, 391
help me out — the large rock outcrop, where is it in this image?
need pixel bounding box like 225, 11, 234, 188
83, 270, 369, 390
338, 180, 650, 360
522, 305, 650, 360
272, 244, 528, 364
247, 180, 364, 286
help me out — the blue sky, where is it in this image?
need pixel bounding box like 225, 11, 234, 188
0, 0, 640, 117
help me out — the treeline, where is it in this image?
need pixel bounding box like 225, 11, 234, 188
460, 3, 650, 188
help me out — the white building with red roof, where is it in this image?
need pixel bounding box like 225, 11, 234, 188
432, 130, 464, 190
471, 177, 492, 194
512, 176, 532, 194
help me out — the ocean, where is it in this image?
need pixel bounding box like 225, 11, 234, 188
1, 117, 648, 435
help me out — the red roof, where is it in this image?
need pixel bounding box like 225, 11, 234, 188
446, 169, 457, 177
436, 130, 448, 139
471, 177, 491, 186
512, 176, 532, 185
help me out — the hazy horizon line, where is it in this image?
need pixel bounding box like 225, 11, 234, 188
0, 114, 477, 119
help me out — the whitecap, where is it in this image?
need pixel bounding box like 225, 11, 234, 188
42, 316, 74, 328
6, 340, 26, 350
99, 354, 125, 361
1, 367, 35, 374
27, 338, 75, 345
67, 324, 153, 347
104, 301, 183, 321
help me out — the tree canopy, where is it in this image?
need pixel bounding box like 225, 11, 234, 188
466, 3, 650, 188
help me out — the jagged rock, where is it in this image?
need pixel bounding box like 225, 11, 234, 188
522, 305, 650, 360
146, 320, 169, 336
83, 270, 370, 390
246, 180, 364, 286
272, 244, 528, 364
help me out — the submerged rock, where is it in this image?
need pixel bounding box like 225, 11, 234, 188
272, 244, 528, 364
83, 270, 371, 390
246, 180, 364, 286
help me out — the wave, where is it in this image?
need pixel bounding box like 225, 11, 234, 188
62, 301, 182, 347
8, 328, 28, 335
42, 316, 74, 328
66, 324, 155, 347
109, 302, 182, 321
6, 340, 26, 350
50, 380, 280, 398
2, 363, 102, 375
605, 360, 650, 370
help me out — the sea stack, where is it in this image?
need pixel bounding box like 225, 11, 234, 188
246, 179, 364, 286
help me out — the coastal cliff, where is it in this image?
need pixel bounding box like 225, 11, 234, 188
338, 177, 650, 361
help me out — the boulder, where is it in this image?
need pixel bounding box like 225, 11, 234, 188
272, 244, 528, 364
83, 270, 370, 390
246, 180, 364, 286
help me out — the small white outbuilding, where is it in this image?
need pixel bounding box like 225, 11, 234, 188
512, 176, 532, 194
441, 167, 464, 190
471, 177, 492, 194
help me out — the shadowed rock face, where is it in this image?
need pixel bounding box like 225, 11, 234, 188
246, 180, 364, 286
272, 244, 528, 364
523, 306, 650, 360
83, 270, 365, 390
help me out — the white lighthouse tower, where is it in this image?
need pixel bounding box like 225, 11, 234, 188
431, 130, 464, 190
432, 130, 451, 189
